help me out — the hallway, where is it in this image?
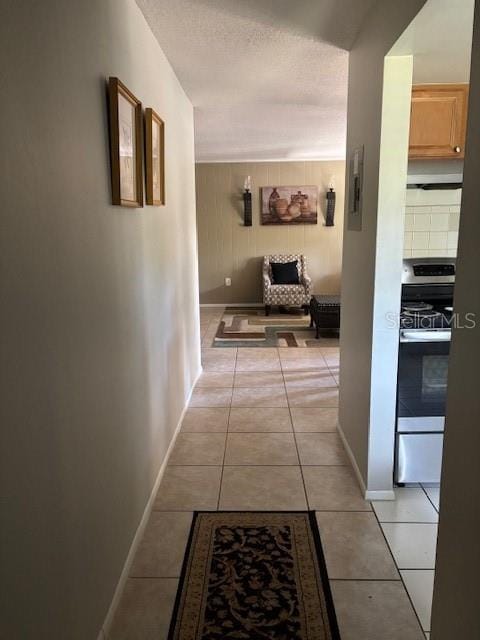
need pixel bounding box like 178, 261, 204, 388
3, 1, 480, 637
108, 308, 427, 640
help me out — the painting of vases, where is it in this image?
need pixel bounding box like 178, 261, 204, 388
261, 186, 318, 225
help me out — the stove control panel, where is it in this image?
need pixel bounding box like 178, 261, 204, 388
402, 257, 456, 285
413, 264, 455, 277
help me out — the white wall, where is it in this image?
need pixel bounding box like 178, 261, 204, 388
339, 0, 425, 490
391, 0, 474, 84
430, 2, 480, 636
0, 1, 200, 638
367, 55, 414, 497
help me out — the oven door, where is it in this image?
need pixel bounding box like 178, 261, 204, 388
396, 433, 444, 483
397, 330, 450, 431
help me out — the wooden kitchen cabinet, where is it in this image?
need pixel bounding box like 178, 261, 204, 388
409, 84, 469, 159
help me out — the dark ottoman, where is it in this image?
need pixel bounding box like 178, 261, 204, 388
310, 295, 341, 338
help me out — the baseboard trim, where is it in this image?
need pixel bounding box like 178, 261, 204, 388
337, 421, 368, 498
100, 365, 202, 639
200, 303, 263, 308
337, 422, 395, 501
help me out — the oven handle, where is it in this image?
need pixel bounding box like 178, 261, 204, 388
400, 330, 451, 343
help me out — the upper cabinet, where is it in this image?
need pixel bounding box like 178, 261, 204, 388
409, 84, 469, 160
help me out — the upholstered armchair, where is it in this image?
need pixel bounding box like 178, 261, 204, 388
263, 254, 312, 316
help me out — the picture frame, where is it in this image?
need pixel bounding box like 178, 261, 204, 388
260, 186, 318, 225
108, 77, 143, 207
145, 108, 165, 206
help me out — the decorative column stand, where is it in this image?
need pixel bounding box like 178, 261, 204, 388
243, 176, 252, 226
325, 187, 336, 227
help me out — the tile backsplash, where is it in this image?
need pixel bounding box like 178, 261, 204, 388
404, 188, 461, 258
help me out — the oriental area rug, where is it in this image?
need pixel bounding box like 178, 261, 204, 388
212, 307, 339, 348
168, 511, 341, 640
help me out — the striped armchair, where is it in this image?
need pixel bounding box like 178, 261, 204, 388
263, 254, 312, 316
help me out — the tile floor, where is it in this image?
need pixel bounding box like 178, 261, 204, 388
373, 485, 440, 637
107, 307, 433, 640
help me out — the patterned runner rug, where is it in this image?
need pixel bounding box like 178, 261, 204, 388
168, 511, 341, 640
212, 307, 339, 348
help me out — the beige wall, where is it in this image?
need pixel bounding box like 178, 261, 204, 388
431, 2, 480, 636
196, 161, 345, 304
0, 1, 199, 638
338, 0, 425, 488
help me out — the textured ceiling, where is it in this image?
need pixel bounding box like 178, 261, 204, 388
136, 0, 377, 162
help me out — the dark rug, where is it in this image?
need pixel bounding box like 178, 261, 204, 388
168, 511, 341, 640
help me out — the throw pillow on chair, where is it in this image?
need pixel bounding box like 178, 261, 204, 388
270, 261, 300, 285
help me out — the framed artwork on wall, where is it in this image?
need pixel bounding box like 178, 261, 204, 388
261, 186, 318, 224
145, 108, 165, 205
108, 77, 143, 207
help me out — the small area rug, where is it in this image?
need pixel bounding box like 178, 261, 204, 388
168, 511, 340, 640
212, 307, 338, 348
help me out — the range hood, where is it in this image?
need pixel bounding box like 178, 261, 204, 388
407, 159, 463, 189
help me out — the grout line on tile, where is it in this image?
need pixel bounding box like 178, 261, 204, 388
328, 577, 402, 582
297, 462, 348, 467
420, 484, 440, 514
377, 520, 439, 525
283, 366, 310, 509
128, 576, 179, 580
217, 347, 237, 509
167, 463, 351, 467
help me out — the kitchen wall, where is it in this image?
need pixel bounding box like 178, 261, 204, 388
0, 1, 200, 638
196, 161, 345, 304
403, 188, 461, 257
338, 0, 425, 491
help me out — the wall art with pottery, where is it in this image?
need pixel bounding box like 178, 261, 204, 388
261, 186, 318, 224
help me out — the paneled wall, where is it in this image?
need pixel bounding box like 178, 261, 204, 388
196, 161, 345, 304
404, 188, 461, 257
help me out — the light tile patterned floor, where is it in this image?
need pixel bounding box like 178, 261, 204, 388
373, 485, 440, 635
107, 307, 430, 640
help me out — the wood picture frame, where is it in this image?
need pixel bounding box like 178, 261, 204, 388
145, 108, 165, 206
108, 77, 143, 207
